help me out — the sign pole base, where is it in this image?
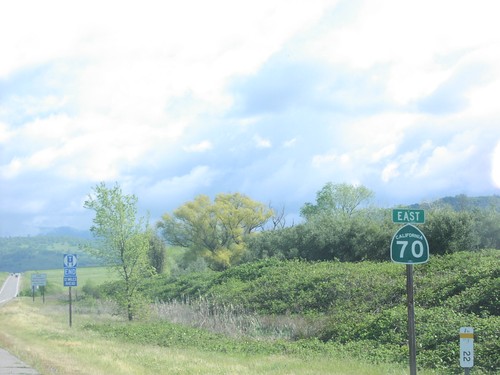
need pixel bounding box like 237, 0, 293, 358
69, 286, 72, 328
407, 264, 417, 375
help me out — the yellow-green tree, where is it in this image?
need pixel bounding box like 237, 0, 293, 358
158, 193, 273, 270
84, 182, 154, 320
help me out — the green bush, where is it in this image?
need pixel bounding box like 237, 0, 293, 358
416, 250, 499, 313
246, 209, 395, 262
93, 250, 499, 373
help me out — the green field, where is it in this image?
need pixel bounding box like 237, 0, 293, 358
20, 266, 118, 295
0, 235, 102, 272
0, 272, 8, 288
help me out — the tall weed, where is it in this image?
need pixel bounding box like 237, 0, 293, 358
151, 297, 321, 340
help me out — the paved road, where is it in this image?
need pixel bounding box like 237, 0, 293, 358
0, 275, 40, 374
0, 348, 39, 375
0, 274, 20, 304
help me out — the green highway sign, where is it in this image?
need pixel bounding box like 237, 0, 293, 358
391, 224, 429, 264
392, 209, 425, 224
31, 273, 47, 287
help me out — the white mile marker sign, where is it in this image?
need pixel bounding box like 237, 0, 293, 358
460, 327, 474, 369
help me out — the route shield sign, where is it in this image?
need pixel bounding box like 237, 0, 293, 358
391, 224, 429, 264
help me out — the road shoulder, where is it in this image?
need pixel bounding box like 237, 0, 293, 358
0, 348, 39, 374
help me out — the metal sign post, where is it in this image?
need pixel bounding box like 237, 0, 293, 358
391, 210, 429, 375
406, 264, 417, 375
69, 286, 73, 328
63, 254, 78, 328
31, 273, 47, 303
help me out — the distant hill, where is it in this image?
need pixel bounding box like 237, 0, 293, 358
38, 226, 93, 239
0, 234, 103, 272
409, 194, 500, 211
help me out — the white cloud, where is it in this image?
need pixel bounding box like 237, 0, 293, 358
465, 46, 500, 118
254, 135, 272, 148
1, 0, 333, 115
19, 115, 73, 143
19, 200, 47, 214
312, 152, 350, 169
397, 140, 434, 177
0, 95, 68, 122
0, 158, 22, 179
417, 144, 476, 178
491, 140, 500, 188
381, 162, 399, 182
0, 122, 12, 143
141, 165, 220, 207
1, 112, 186, 182
305, 0, 500, 105
372, 144, 396, 163
1, 0, 500, 235
183, 140, 213, 153
283, 138, 297, 147
312, 152, 337, 167
337, 113, 420, 167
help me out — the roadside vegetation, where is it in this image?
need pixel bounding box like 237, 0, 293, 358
100, 250, 496, 374
0, 297, 423, 374
1, 182, 499, 374
4, 249, 498, 374
0, 272, 8, 288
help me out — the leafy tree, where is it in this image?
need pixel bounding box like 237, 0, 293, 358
422, 207, 479, 255
84, 182, 154, 320
474, 207, 500, 249
148, 230, 166, 274
245, 226, 302, 261
158, 193, 273, 270
300, 182, 374, 220
246, 208, 393, 262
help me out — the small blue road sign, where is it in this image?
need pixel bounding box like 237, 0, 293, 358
63, 254, 78, 287
64, 268, 77, 276
64, 277, 77, 287
63, 254, 78, 268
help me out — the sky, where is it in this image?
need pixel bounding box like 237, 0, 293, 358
1, 0, 500, 236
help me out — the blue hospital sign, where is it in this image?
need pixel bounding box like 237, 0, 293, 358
63, 254, 78, 268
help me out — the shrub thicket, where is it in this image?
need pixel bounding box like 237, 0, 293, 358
245, 205, 500, 263
132, 250, 499, 373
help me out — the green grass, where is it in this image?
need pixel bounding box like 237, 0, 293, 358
0, 297, 438, 375
21, 266, 118, 295
0, 272, 8, 289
